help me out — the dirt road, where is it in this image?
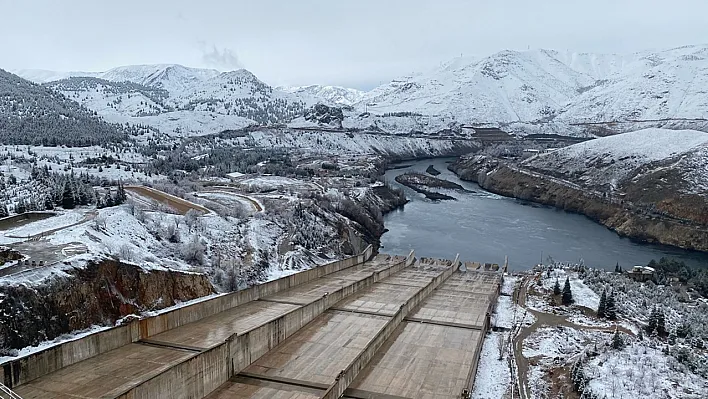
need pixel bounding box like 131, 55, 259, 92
512, 276, 634, 399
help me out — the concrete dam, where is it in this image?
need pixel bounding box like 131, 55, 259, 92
1, 247, 503, 399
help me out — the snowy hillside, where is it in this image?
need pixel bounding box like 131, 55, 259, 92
0, 69, 129, 146
357, 49, 594, 124
524, 128, 708, 189
355, 45, 708, 134
281, 85, 365, 106
14, 44, 708, 137
40, 66, 314, 135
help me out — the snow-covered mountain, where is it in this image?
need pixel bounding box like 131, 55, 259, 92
355, 44, 708, 135
15, 44, 708, 137
0, 69, 129, 146
35, 65, 320, 136
280, 85, 365, 106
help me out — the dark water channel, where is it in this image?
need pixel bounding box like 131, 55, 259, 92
381, 158, 708, 271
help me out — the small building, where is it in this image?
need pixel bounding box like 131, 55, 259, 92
627, 265, 655, 282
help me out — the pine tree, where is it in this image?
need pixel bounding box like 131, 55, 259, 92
647, 307, 658, 334
62, 182, 75, 209
562, 277, 574, 305
605, 292, 617, 320
614, 262, 620, 273
44, 196, 54, 210
638, 328, 644, 341
15, 198, 27, 214
657, 309, 667, 337
0, 202, 8, 218
597, 289, 607, 318
612, 331, 624, 350
553, 279, 561, 296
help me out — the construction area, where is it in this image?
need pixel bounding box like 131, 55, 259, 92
1, 249, 502, 399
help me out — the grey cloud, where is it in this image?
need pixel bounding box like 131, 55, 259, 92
199, 43, 243, 71
1, 0, 708, 89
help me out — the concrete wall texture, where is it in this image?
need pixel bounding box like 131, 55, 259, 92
1, 245, 375, 390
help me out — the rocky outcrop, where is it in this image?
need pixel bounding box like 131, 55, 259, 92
0, 259, 214, 352
449, 156, 708, 252
304, 103, 344, 128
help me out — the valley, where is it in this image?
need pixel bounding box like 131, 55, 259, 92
2, 40, 708, 399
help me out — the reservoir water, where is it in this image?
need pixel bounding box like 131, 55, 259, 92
381, 158, 708, 271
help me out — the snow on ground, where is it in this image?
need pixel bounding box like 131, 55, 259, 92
525, 128, 708, 188
238, 176, 312, 192
492, 275, 535, 329
0, 210, 86, 241
471, 331, 511, 399
535, 268, 600, 311
586, 342, 708, 398
501, 274, 517, 295
523, 326, 606, 360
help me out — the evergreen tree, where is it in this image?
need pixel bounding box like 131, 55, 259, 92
647, 307, 658, 334
562, 277, 574, 305
638, 328, 644, 341
614, 262, 620, 273
612, 330, 624, 350
597, 289, 607, 318
553, 279, 561, 296
44, 196, 54, 210
0, 202, 8, 218
605, 292, 617, 320
657, 309, 667, 337
15, 198, 27, 214
62, 182, 76, 209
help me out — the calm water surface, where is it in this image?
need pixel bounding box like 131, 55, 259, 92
381, 158, 708, 271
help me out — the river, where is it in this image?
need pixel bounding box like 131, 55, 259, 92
381, 158, 708, 271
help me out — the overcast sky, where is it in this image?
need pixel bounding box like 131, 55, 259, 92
2, 0, 707, 89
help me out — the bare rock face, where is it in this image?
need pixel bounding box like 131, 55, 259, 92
0, 259, 214, 352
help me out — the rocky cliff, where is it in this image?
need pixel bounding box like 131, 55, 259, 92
449, 155, 708, 252
0, 259, 213, 352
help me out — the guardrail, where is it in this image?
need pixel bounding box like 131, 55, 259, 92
0, 382, 22, 399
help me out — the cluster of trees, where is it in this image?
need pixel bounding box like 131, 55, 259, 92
583, 262, 708, 377
553, 277, 574, 305
1, 165, 128, 214
645, 306, 668, 337
648, 257, 708, 297
0, 70, 130, 146
146, 145, 293, 179
597, 289, 617, 320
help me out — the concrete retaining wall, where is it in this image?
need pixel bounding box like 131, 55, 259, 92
320, 257, 456, 399
113, 249, 406, 399
1, 245, 374, 389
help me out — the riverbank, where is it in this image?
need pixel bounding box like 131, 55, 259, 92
381, 157, 708, 270
449, 155, 708, 253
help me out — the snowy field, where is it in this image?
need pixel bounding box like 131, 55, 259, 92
586, 342, 707, 398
